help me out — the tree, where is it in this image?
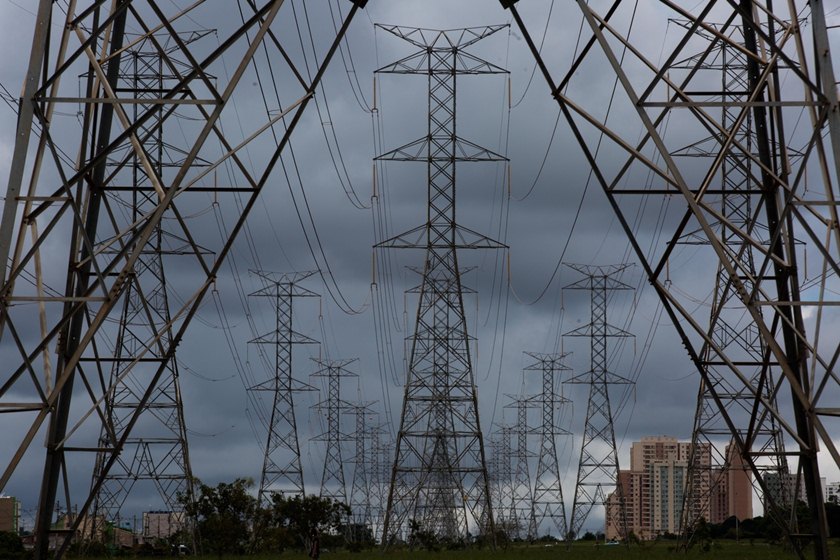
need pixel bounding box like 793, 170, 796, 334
407, 519, 439, 552
181, 478, 257, 556
267, 494, 349, 553
692, 517, 714, 552
0, 532, 24, 560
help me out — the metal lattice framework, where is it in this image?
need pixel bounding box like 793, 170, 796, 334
503, 395, 537, 541
376, 25, 508, 543
345, 403, 377, 542
563, 264, 633, 540
247, 271, 318, 506
486, 434, 503, 525
523, 352, 571, 539
670, 22, 790, 545
313, 358, 357, 505
0, 2, 365, 558
5, 2, 839, 558
504, 1, 840, 557
491, 424, 514, 535
89, 33, 208, 542
366, 423, 390, 542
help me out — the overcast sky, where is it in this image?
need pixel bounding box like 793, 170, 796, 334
2, 0, 840, 538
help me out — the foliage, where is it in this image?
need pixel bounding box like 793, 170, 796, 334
56, 538, 838, 559
408, 519, 441, 552
266, 494, 350, 553
83, 541, 108, 557
826, 501, 840, 538
692, 517, 714, 552
181, 478, 257, 556
345, 523, 374, 552
0, 532, 25, 560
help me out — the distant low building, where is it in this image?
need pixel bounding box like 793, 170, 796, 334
53, 511, 101, 541
143, 511, 185, 541
49, 512, 137, 548
110, 526, 135, 548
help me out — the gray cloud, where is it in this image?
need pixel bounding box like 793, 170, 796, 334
2, 0, 838, 540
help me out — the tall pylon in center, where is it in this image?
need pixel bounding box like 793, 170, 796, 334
564, 264, 634, 540
247, 271, 318, 505
376, 25, 508, 543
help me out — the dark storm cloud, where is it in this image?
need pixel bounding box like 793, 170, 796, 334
8, 0, 832, 535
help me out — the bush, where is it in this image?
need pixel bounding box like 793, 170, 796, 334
0, 532, 24, 560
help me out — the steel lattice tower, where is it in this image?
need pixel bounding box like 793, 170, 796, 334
504, 1, 840, 556
345, 403, 377, 541
367, 424, 390, 542
376, 25, 508, 543
490, 424, 514, 536
503, 395, 537, 541
247, 271, 318, 505
523, 352, 571, 539
313, 359, 357, 505
486, 436, 502, 521
670, 23, 790, 545
88, 35, 203, 541
0, 3, 365, 557
563, 264, 633, 540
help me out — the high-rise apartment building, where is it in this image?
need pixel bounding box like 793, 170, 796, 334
0, 496, 20, 533
826, 481, 840, 504
761, 473, 828, 510
710, 443, 752, 524
606, 436, 752, 540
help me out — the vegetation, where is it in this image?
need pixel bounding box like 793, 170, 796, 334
257, 493, 350, 554
180, 479, 351, 556
184, 479, 257, 556
71, 540, 836, 558
48, 482, 838, 558
0, 532, 26, 560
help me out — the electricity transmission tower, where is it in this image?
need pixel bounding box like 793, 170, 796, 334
88, 33, 205, 541
490, 424, 514, 536
346, 402, 377, 541
563, 264, 633, 540
504, 395, 537, 541
486, 436, 502, 520
524, 352, 571, 539
669, 22, 790, 545
376, 25, 508, 543
313, 359, 358, 505
367, 424, 390, 542
505, 1, 840, 557
0, 2, 365, 558
247, 271, 318, 505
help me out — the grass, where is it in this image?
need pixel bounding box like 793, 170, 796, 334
206, 540, 835, 559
